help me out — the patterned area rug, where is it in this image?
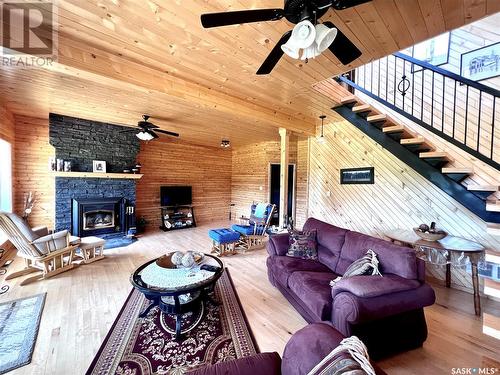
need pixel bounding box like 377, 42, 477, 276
87, 269, 258, 374
0, 293, 46, 374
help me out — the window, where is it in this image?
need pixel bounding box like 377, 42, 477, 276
0, 139, 12, 245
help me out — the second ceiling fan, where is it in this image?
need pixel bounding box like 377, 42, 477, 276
201, 0, 370, 75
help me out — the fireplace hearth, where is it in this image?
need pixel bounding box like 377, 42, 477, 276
72, 197, 135, 238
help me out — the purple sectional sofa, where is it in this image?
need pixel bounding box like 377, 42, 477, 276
188, 323, 387, 375
267, 218, 436, 359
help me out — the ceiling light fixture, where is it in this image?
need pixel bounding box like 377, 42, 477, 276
136, 131, 155, 141
281, 21, 337, 61
221, 139, 231, 148
317, 115, 327, 144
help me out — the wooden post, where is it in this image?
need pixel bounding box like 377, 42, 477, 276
279, 128, 289, 229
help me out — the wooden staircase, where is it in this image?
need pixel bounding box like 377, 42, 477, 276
337, 97, 500, 233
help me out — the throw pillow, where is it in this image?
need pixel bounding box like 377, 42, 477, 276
287, 229, 318, 260
307, 336, 376, 375
330, 249, 382, 286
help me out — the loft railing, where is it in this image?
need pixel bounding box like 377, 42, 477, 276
336, 52, 500, 171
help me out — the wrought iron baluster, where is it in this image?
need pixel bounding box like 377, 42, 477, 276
421, 70, 424, 122
411, 63, 415, 116
465, 85, 469, 146
441, 75, 446, 132
477, 91, 482, 152
491, 97, 495, 160
393, 56, 397, 105
452, 80, 457, 138
431, 71, 435, 128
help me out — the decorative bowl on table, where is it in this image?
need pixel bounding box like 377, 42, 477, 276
413, 227, 447, 242
156, 251, 204, 269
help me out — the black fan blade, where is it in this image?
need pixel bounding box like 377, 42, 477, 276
119, 127, 138, 133
256, 30, 292, 75
149, 130, 159, 139
201, 9, 284, 28
323, 21, 362, 65
331, 0, 372, 10
155, 129, 180, 137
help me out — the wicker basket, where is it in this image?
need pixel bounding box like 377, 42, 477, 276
413, 228, 447, 242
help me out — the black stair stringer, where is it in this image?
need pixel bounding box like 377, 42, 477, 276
334, 105, 500, 223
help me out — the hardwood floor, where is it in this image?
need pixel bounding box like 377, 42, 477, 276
1, 221, 499, 374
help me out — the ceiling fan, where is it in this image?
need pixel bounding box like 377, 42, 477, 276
200, 0, 370, 75
121, 115, 180, 141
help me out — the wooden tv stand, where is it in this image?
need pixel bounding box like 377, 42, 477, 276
159, 205, 196, 231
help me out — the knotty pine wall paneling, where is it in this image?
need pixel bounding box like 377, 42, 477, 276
230, 136, 309, 226
308, 114, 500, 291
13, 116, 55, 229
136, 138, 232, 229
0, 105, 15, 144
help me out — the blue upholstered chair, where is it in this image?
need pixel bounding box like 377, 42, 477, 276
231, 203, 275, 250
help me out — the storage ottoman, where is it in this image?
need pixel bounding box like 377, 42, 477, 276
208, 228, 240, 256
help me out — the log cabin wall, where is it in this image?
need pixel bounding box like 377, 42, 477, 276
13, 116, 55, 229
136, 138, 232, 229
307, 113, 500, 292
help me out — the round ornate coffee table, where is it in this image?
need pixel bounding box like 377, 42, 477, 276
130, 253, 223, 340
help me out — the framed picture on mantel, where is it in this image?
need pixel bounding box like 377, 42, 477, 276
340, 167, 374, 184
93, 160, 107, 173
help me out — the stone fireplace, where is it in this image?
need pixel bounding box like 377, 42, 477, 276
49, 114, 140, 244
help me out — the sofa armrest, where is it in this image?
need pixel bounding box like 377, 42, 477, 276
331, 283, 435, 336
186, 352, 281, 375
281, 323, 387, 375
331, 275, 421, 299
266, 233, 289, 256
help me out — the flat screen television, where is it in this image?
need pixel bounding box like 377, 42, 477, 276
160, 186, 192, 206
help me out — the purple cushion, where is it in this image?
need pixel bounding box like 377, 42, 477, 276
337, 231, 417, 280
303, 218, 348, 272
281, 323, 344, 375
331, 274, 421, 299
288, 271, 336, 321
187, 352, 281, 375
267, 256, 332, 288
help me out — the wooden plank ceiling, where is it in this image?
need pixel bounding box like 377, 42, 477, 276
1, 0, 499, 148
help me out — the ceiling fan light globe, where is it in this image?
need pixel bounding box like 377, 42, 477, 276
281, 40, 300, 59
317, 135, 326, 144
136, 131, 155, 141
315, 24, 338, 53
290, 20, 316, 49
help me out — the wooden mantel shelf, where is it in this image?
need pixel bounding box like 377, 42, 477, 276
51, 171, 143, 179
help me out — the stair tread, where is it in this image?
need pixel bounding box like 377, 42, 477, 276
341, 95, 357, 104
419, 151, 449, 158
467, 185, 499, 192
367, 114, 387, 122
441, 167, 473, 173
382, 125, 405, 133
486, 203, 500, 212
352, 104, 371, 113
401, 137, 425, 145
